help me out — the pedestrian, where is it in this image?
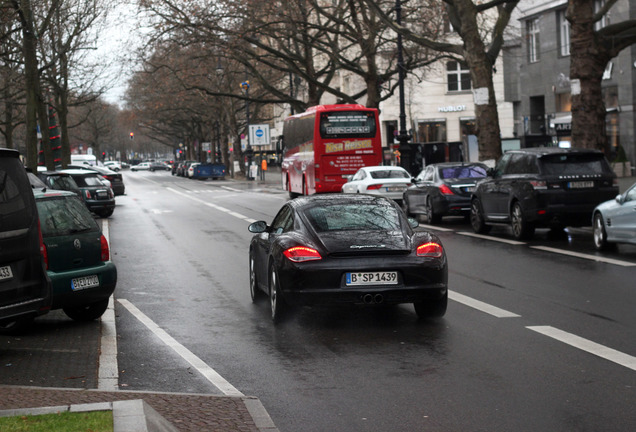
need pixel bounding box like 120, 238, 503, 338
260, 158, 267, 181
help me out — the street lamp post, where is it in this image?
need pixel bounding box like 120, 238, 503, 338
240, 79, 253, 179
395, 0, 412, 174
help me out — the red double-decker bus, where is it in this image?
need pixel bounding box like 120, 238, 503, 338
281, 104, 383, 197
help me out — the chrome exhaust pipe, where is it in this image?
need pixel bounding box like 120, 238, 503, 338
374, 294, 384, 304
363, 294, 374, 304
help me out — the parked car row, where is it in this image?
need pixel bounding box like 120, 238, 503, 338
131, 161, 171, 172
1, 148, 117, 333
340, 147, 634, 249
170, 160, 226, 180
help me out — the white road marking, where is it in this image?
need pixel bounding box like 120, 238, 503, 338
418, 224, 455, 232
449, 291, 521, 318
457, 231, 526, 245
99, 219, 119, 391
530, 246, 636, 267
527, 326, 636, 371
166, 187, 255, 223
118, 299, 244, 397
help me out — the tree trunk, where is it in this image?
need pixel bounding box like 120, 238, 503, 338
456, 0, 502, 161
568, 0, 610, 153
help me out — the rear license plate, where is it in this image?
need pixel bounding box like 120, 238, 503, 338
386, 187, 404, 192
0, 265, 13, 281
568, 181, 594, 189
96, 191, 108, 199
71, 275, 100, 291
346, 271, 398, 286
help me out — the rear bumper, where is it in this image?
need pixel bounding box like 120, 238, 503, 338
48, 261, 117, 309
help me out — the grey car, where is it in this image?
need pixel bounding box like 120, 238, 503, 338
592, 181, 636, 250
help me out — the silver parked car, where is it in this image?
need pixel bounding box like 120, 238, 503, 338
592, 182, 636, 250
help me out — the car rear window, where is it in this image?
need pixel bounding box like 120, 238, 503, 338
36, 195, 99, 237
369, 170, 410, 179
304, 203, 401, 232
0, 159, 34, 233
539, 153, 610, 176
439, 165, 487, 179
73, 175, 104, 187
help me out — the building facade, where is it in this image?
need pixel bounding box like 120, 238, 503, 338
506, 0, 636, 173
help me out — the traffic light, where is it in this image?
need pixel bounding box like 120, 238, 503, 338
130, 132, 134, 140
101, 151, 106, 160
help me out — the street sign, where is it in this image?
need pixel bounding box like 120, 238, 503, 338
249, 124, 270, 146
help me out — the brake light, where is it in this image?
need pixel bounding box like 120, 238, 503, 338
439, 184, 454, 195
367, 184, 383, 190
38, 220, 48, 269
530, 181, 547, 190
417, 242, 443, 258
84, 190, 91, 200
283, 246, 322, 262
100, 234, 110, 261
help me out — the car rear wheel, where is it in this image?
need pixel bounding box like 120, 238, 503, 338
414, 291, 448, 319
510, 202, 534, 240
269, 265, 287, 324
593, 212, 614, 251
470, 199, 491, 234
97, 209, 114, 218
426, 198, 441, 224
249, 254, 264, 303
63, 298, 109, 321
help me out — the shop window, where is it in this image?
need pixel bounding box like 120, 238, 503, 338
417, 120, 447, 143
446, 61, 471, 92
460, 118, 476, 136
555, 93, 571, 113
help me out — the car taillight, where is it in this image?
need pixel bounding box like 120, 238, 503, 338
439, 184, 454, 195
84, 190, 91, 200
100, 234, 110, 261
417, 242, 443, 258
367, 184, 383, 190
38, 220, 48, 269
283, 246, 322, 262
530, 181, 547, 190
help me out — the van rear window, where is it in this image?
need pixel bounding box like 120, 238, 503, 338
0, 160, 33, 233
539, 154, 609, 176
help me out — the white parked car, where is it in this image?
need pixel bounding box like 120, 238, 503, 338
104, 161, 122, 171
341, 166, 413, 203
592, 181, 636, 250
131, 162, 151, 172
187, 162, 201, 178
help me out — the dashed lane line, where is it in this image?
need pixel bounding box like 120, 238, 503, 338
530, 246, 636, 267
118, 299, 244, 397
527, 326, 636, 372
456, 231, 526, 245
166, 187, 257, 224
449, 291, 521, 318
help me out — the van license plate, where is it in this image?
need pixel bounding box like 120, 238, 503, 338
568, 181, 594, 189
0, 265, 13, 281
346, 271, 398, 286
71, 275, 100, 291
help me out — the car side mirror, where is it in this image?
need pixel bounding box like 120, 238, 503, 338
346, 175, 353, 182
248, 220, 268, 233
615, 194, 625, 205
408, 217, 419, 229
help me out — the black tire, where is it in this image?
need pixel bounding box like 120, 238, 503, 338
0, 316, 35, 335
63, 298, 109, 321
249, 253, 264, 303
414, 291, 448, 319
426, 198, 441, 224
98, 209, 114, 218
470, 199, 491, 234
593, 212, 614, 251
510, 201, 534, 240
269, 265, 287, 324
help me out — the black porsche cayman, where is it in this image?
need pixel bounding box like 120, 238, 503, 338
248, 194, 448, 323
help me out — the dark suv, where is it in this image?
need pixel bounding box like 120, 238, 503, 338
0, 148, 51, 330
470, 147, 618, 240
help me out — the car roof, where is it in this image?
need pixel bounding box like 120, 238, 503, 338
427, 162, 487, 167
361, 165, 407, 172
505, 147, 603, 157
0, 148, 19, 158
60, 169, 101, 176
32, 189, 79, 199
39, 170, 72, 176
289, 193, 394, 210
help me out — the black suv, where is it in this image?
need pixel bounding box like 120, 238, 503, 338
0, 148, 51, 330
470, 147, 618, 240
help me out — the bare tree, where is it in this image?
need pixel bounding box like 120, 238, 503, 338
567, 0, 636, 154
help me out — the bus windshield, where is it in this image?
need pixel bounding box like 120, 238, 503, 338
319, 111, 376, 139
